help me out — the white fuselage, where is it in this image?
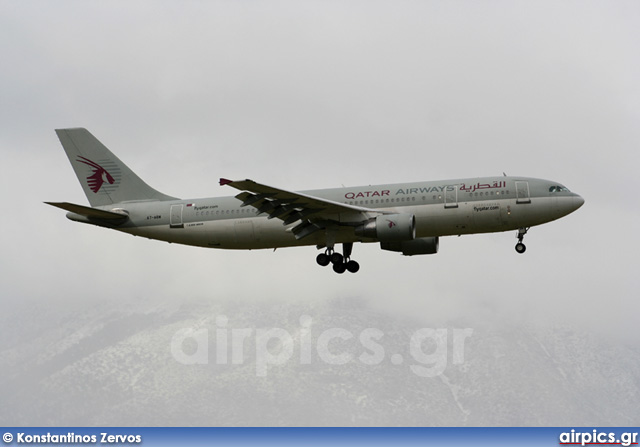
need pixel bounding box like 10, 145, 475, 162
91, 176, 583, 251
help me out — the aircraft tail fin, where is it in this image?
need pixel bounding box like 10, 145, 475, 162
55, 128, 178, 207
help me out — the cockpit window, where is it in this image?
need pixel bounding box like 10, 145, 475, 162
549, 185, 570, 193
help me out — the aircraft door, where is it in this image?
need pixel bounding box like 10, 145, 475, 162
444, 185, 459, 209
515, 181, 531, 204
170, 204, 184, 228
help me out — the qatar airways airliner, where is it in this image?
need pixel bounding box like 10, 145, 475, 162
47, 128, 584, 274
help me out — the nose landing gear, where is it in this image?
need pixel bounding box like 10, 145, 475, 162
515, 227, 529, 254
316, 242, 360, 274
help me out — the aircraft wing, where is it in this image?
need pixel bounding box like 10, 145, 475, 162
220, 178, 382, 240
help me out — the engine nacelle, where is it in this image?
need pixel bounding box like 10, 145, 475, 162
381, 237, 439, 256
354, 213, 416, 242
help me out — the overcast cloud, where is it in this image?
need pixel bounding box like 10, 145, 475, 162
1, 0, 639, 425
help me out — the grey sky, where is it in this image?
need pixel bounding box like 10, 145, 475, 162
1, 0, 639, 416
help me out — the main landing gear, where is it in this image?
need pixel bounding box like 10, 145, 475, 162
316, 242, 360, 274
515, 227, 529, 254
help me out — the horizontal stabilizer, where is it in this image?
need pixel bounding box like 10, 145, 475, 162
45, 202, 129, 221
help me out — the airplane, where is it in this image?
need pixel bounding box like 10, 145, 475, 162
46, 128, 584, 274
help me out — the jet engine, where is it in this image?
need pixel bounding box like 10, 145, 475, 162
354, 213, 415, 242
380, 237, 439, 256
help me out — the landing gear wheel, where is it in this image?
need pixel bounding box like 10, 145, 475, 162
316, 242, 360, 273
330, 252, 344, 265
514, 227, 529, 254
346, 260, 360, 273
333, 262, 346, 274
316, 253, 330, 266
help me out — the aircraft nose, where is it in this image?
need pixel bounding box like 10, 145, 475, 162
573, 194, 585, 211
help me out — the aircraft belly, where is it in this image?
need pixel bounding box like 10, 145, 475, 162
118, 224, 203, 246
123, 218, 358, 250
207, 217, 321, 250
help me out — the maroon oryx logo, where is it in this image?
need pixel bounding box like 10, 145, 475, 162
386, 219, 397, 229
76, 156, 115, 193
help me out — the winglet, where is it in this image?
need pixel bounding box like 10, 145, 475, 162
219, 178, 233, 186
